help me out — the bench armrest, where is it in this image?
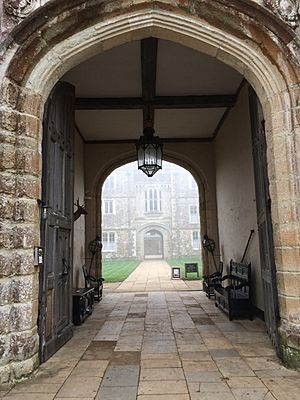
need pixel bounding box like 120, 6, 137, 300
219, 274, 245, 283
211, 276, 222, 284
225, 281, 249, 291
203, 271, 222, 279
87, 274, 105, 283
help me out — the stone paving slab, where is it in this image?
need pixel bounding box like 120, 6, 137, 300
9, 383, 62, 394
138, 380, 189, 395
226, 377, 266, 389
102, 365, 139, 387
182, 361, 219, 372
70, 360, 109, 377
209, 348, 240, 359
2, 395, 56, 400
56, 376, 100, 398
138, 395, 190, 400
109, 351, 141, 366
141, 358, 182, 368
27, 369, 72, 384
231, 388, 275, 400
140, 367, 185, 381
188, 381, 231, 393
190, 393, 235, 400
95, 386, 137, 400
185, 371, 223, 383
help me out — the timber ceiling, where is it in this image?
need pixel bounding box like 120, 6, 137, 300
63, 39, 243, 143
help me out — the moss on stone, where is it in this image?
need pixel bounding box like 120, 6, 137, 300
279, 330, 300, 370
281, 344, 300, 370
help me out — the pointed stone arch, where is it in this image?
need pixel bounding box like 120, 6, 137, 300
93, 150, 210, 275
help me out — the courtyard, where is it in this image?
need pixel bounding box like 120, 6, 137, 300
1, 261, 299, 400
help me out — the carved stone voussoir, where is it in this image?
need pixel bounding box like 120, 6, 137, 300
4, 0, 38, 19
263, 0, 300, 28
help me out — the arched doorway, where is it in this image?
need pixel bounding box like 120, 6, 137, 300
1, 0, 300, 384
144, 229, 164, 259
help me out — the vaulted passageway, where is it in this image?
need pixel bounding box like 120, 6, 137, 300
39, 37, 283, 369
67, 36, 274, 350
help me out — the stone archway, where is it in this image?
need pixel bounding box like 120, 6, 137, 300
0, 0, 300, 385
93, 153, 209, 277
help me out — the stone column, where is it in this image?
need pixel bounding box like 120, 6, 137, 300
0, 78, 42, 386
263, 90, 300, 368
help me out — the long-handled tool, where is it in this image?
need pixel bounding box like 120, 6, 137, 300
203, 234, 217, 272
241, 229, 254, 263
88, 235, 102, 274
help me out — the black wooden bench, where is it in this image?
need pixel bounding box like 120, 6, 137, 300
214, 260, 252, 321
82, 265, 104, 302
203, 261, 223, 299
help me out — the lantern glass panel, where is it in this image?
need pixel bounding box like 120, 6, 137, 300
136, 130, 163, 177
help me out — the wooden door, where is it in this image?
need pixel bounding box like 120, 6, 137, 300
39, 82, 75, 362
249, 88, 280, 354
144, 230, 163, 259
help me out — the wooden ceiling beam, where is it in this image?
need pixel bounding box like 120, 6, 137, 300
153, 95, 236, 109
85, 137, 213, 144
75, 97, 143, 110
141, 37, 158, 127
75, 95, 236, 110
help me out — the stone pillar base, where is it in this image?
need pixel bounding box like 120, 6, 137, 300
0, 352, 39, 389
279, 321, 300, 370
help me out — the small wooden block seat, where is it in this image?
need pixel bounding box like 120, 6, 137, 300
72, 287, 94, 325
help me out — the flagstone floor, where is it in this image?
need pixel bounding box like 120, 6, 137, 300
2, 262, 300, 400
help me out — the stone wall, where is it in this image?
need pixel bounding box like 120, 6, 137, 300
73, 130, 86, 288
0, 80, 41, 386
2, 1, 299, 41
215, 83, 264, 311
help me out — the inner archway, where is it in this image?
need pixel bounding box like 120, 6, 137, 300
99, 160, 203, 280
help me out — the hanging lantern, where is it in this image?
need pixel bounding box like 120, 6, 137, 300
136, 126, 163, 177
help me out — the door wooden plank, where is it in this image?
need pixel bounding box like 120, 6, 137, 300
249, 87, 280, 354
39, 81, 75, 363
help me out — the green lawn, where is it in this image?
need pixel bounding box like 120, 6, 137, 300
102, 257, 202, 283
166, 257, 202, 280
102, 260, 140, 282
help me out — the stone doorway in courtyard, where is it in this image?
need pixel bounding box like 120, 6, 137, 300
144, 230, 164, 259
